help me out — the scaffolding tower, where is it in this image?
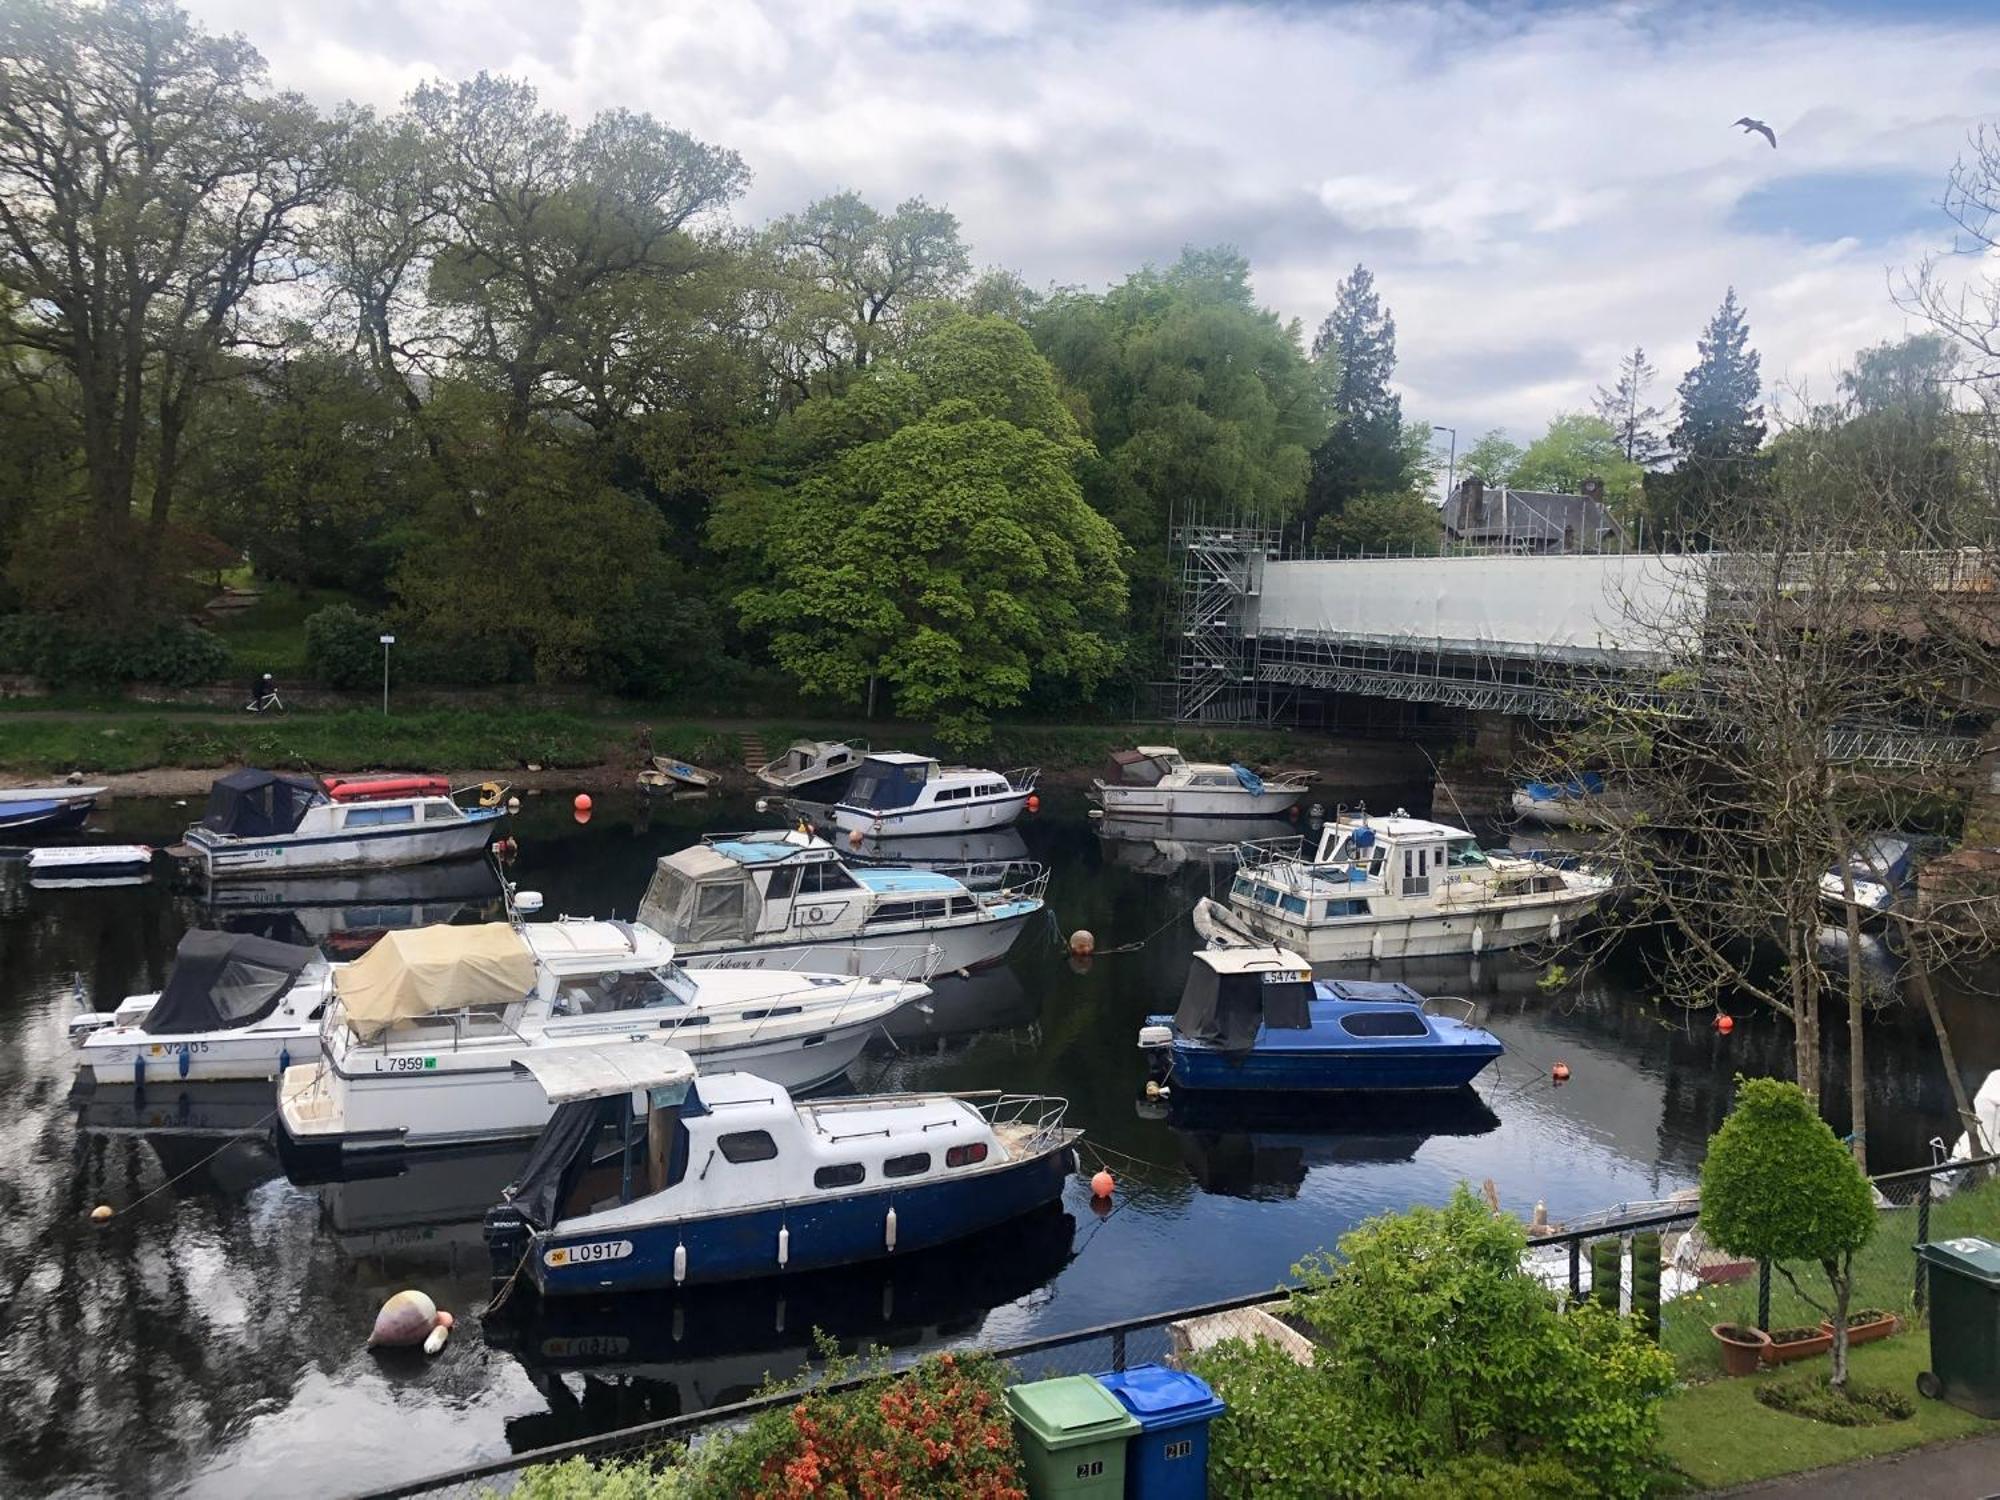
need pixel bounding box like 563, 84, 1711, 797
1173, 518, 1281, 724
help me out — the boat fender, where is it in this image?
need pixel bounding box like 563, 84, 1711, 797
133, 1056, 145, 1089
1548, 913, 1561, 944
279, 1046, 290, 1074
673, 1240, 688, 1285
178, 1047, 191, 1080
885, 1205, 898, 1253
423, 1323, 449, 1357
777, 1224, 790, 1268
1370, 929, 1383, 962
1471, 925, 1484, 956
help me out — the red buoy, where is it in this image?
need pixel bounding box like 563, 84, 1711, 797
574, 793, 592, 813
1090, 1169, 1114, 1200
1026, 794, 1041, 814
1715, 1013, 1735, 1035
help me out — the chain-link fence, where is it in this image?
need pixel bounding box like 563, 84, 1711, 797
359, 1155, 2000, 1499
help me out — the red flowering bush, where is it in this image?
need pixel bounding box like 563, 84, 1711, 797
699, 1346, 1025, 1499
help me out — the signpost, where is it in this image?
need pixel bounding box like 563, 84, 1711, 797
380, 634, 395, 715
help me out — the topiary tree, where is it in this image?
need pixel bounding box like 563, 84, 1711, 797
1700, 1076, 1877, 1387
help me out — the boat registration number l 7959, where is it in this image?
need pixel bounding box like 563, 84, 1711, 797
545, 1240, 633, 1268
374, 1056, 439, 1072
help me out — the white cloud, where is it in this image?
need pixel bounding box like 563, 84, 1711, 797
189, 0, 1998, 439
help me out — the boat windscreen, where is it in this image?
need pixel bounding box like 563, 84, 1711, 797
141, 929, 317, 1035
1110, 750, 1166, 786
845, 759, 929, 810
199, 768, 324, 837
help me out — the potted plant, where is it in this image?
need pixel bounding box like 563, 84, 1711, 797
1761, 1325, 1834, 1365
1711, 1322, 1772, 1376
1821, 1308, 1900, 1346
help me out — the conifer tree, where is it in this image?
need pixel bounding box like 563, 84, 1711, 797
1593, 346, 1666, 466
1655, 289, 1766, 545
1305, 264, 1415, 529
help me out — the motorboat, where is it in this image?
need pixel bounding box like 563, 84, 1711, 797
0, 784, 105, 834
182, 769, 504, 877
1510, 773, 1648, 830
638, 756, 719, 792
1092, 747, 1309, 820
830, 753, 1037, 838
1095, 813, 1295, 877
1819, 834, 1913, 923
482, 1037, 1081, 1295
276, 921, 929, 1158
635, 830, 1044, 977
1201, 809, 1610, 962
756, 739, 866, 800
1138, 947, 1504, 1092
27, 844, 153, 887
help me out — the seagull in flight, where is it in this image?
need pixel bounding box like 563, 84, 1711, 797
1734, 117, 1777, 149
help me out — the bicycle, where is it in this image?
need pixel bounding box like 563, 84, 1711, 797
244, 674, 286, 714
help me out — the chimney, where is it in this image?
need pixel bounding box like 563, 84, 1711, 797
1580, 476, 1605, 505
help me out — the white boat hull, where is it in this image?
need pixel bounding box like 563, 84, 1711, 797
1094, 785, 1307, 819
831, 792, 1030, 838
188, 819, 498, 877
78, 1025, 315, 1084
1224, 891, 1604, 963
678, 911, 1031, 977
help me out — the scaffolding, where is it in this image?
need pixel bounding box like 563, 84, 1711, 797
1173, 519, 1281, 724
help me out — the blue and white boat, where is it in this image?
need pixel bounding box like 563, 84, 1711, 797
183, 768, 504, 877
830, 753, 1037, 838
1138, 947, 1504, 1093
484, 1038, 1081, 1296
1819, 833, 1914, 923
0, 785, 104, 834
636, 830, 1045, 976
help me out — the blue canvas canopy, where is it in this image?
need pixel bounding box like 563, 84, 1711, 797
199, 769, 324, 838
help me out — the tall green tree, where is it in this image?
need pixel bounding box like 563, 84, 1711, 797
1459, 428, 1523, 486
0, 0, 337, 619
1306, 264, 1414, 530
1511, 413, 1644, 507
729, 316, 1128, 745
1593, 346, 1666, 466
1654, 288, 1765, 546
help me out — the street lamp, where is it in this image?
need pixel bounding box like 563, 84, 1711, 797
379, 634, 395, 715
1431, 424, 1457, 505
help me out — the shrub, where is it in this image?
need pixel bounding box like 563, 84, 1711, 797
1386, 1453, 1588, 1499
303, 604, 383, 689
1754, 1375, 1914, 1426
0, 614, 230, 686
1186, 1336, 1385, 1499
502, 1453, 690, 1498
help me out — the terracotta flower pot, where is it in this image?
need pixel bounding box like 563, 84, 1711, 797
1712, 1322, 1771, 1376
1761, 1326, 1835, 1365
1821, 1311, 1901, 1347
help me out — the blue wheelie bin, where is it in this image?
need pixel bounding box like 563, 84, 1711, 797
1094, 1363, 1226, 1500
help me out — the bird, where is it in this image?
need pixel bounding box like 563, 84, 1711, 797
1734, 117, 1777, 149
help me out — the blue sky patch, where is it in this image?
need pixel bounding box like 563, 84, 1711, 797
1729, 169, 1939, 245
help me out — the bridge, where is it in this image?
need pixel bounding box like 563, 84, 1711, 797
1172, 532, 1986, 769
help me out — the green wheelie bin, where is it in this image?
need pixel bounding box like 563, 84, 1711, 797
1006, 1375, 1142, 1498
1913, 1235, 2000, 1417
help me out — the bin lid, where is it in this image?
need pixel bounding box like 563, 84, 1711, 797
1916, 1235, 2000, 1286
1095, 1364, 1228, 1425
1005, 1376, 1142, 1449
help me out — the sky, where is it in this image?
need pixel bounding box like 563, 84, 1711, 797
183, 0, 2000, 445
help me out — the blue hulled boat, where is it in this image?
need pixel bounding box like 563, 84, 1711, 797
0, 785, 103, 834
484, 1039, 1081, 1297
1138, 947, 1503, 1092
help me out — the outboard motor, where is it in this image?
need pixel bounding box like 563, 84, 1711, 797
484, 1203, 533, 1285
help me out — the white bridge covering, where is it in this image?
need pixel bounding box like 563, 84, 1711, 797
1255, 554, 1709, 665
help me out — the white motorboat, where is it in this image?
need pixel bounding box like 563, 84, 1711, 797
1204, 810, 1611, 963
183, 769, 503, 877
756, 739, 866, 799
1818, 834, 1913, 922
1092, 747, 1310, 819
1510, 773, 1648, 830
830, 753, 1037, 838
636, 830, 1043, 977
0, 783, 105, 833
69, 918, 678, 1084
277, 920, 928, 1158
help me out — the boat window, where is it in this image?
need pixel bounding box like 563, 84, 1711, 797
766, 865, 800, 901
946, 1142, 988, 1168
814, 1163, 865, 1189
1279, 894, 1308, 916
798, 863, 861, 895
1231, 876, 1253, 899
828, 751, 851, 767
1532, 874, 1567, 894
717, 1130, 779, 1164
883, 1151, 931, 1178
345, 804, 415, 828
846, 761, 930, 809
1253, 885, 1278, 906
740, 1004, 804, 1020
951, 896, 978, 916
557, 971, 678, 1016
1339, 1011, 1430, 1038
1446, 839, 1487, 869
869, 901, 916, 923
1324, 899, 1370, 918
423, 802, 463, 821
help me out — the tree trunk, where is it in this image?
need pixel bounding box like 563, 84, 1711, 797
1789, 925, 1821, 1105
1900, 921, 1987, 1156
1826, 1255, 1852, 1390
1831, 804, 1868, 1169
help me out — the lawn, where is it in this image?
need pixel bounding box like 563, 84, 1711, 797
1658, 1327, 1991, 1489
205, 580, 371, 678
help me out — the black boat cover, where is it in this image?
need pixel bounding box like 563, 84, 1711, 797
503, 1096, 621, 1231
141, 930, 318, 1035
199, 768, 324, 838
1174, 963, 1315, 1052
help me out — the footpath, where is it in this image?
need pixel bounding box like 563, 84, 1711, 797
1721, 1431, 2000, 1496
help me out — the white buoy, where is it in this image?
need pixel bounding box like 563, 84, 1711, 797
505, 795, 521, 813
885, 1205, 898, 1252
777, 1224, 790, 1268
1370, 929, 1383, 962
673, 1240, 687, 1284
1471, 924, 1485, 955
755, 797, 770, 814
423, 1323, 449, 1356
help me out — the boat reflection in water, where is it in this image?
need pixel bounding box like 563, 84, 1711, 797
485, 1202, 1077, 1448
1153, 1089, 1500, 1202
76, 1079, 285, 1137
844, 826, 1033, 892
201, 859, 507, 956
876, 960, 1038, 1052
312, 1140, 533, 1270
1095, 815, 1295, 879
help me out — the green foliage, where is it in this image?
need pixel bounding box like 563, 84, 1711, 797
0, 615, 229, 687
1460, 428, 1524, 485
1308, 264, 1417, 526
1188, 1336, 1382, 1499
502, 1453, 690, 1499
1312, 490, 1441, 554
1592, 346, 1665, 467
733, 315, 1128, 747
1658, 287, 1767, 544
303, 605, 383, 690
1385, 1454, 1587, 1499
1753, 1375, 1913, 1426
1699, 1077, 1876, 1265
1510, 413, 1644, 507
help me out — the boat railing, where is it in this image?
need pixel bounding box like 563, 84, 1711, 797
1005, 766, 1041, 793
1230, 836, 1308, 873
1420, 994, 1480, 1025
990, 863, 1051, 905
968, 1090, 1074, 1152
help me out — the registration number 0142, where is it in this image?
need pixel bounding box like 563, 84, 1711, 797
545, 1239, 634, 1268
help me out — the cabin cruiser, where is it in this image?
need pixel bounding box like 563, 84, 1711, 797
636, 831, 1043, 977
1510, 773, 1647, 830
71, 918, 680, 1084
756, 739, 866, 800
277, 921, 928, 1158
482, 1037, 1080, 1295
183, 769, 503, 877
1093, 747, 1309, 819
1819, 834, 1913, 923
1199, 810, 1610, 963
1139, 947, 1503, 1092
830, 753, 1037, 838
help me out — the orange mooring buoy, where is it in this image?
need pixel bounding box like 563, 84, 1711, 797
1551, 1061, 1571, 1083
1090, 1169, 1115, 1200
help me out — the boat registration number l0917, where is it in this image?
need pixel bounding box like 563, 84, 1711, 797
545, 1240, 633, 1268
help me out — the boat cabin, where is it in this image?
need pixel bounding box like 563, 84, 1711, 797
195, 768, 479, 841
757, 739, 863, 790
839, 754, 1019, 811
1108, 746, 1188, 785
1172, 949, 1317, 1051
141, 930, 323, 1035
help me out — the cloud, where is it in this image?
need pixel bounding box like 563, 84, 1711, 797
187, 0, 1999, 440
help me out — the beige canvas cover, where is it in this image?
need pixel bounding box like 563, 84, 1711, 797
334, 922, 536, 1041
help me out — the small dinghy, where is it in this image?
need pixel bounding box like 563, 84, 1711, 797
638, 756, 719, 792
28, 844, 153, 886
1139, 946, 1503, 1093
484, 1037, 1081, 1296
